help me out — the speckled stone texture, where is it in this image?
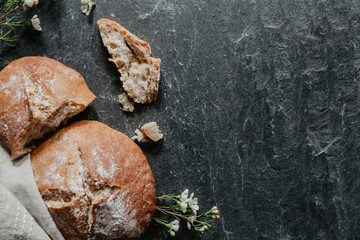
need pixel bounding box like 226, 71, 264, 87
1, 0, 360, 239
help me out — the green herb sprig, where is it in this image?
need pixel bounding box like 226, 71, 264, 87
0, 0, 24, 46
154, 189, 220, 237
0, 0, 41, 46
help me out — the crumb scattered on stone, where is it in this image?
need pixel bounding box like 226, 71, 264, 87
131, 129, 150, 143
132, 122, 163, 143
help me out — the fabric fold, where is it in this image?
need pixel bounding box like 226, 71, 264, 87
0, 145, 64, 240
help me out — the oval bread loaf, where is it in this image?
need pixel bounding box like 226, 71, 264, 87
0, 57, 96, 160
31, 120, 156, 240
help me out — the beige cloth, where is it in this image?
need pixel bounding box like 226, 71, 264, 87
0, 146, 64, 240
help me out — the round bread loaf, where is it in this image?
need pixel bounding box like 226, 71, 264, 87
31, 121, 156, 240
0, 56, 96, 160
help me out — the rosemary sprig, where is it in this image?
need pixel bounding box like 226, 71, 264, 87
0, 11, 24, 26
0, 0, 23, 46
0, 28, 16, 46
2, 0, 21, 9
0, 3, 21, 21
0, 0, 41, 46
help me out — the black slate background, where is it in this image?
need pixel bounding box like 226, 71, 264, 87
2, 0, 360, 239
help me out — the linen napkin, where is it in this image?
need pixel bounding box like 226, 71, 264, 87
0, 145, 64, 240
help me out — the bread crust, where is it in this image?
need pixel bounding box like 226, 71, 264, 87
31, 121, 156, 240
0, 56, 96, 159
97, 19, 151, 61
97, 19, 161, 104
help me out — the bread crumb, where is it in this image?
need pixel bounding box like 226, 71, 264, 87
141, 122, 163, 142
132, 122, 163, 143
118, 93, 135, 112
131, 129, 149, 143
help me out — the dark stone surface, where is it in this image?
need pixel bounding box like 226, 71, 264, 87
2, 0, 360, 239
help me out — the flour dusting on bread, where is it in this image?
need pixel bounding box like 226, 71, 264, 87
92, 192, 141, 239
0, 57, 96, 160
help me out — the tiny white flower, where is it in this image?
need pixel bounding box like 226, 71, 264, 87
187, 215, 196, 229
31, 15, 42, 31
180, 201, 188, 213
188, 193, 199, 215
180, 189, 189, 201
211, 206, 220, 219
187, 221, 191, 230
170, 219, 180, 232
23, 0, 39, 8
179, 189, 191, 213
166, 219, 180, 236
81, 0, 96, 16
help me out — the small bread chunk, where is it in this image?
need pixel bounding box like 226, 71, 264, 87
31, 121, 156, 240
132, 122, 163, 143
118, 92, 135, 112
0, 57, 96, 160
131, 129, 150, 143
141, 122, 163, 142
97, 18, 161, 104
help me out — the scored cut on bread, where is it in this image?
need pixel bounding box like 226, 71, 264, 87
31, 120, 156, 240
0, 56, 96, 160
97, 18, 161, 104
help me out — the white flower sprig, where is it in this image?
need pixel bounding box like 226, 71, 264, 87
154, 189, 220, 237
81, 0, 95, 16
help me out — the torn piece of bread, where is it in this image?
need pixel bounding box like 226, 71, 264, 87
132, 122, 163, 143
141, 122, 163, 142
131, 129, 150, 143
118, 92, 135, 112
31, 121, 156, 240
0, 56, 96, 160
97, 18, 161, 104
